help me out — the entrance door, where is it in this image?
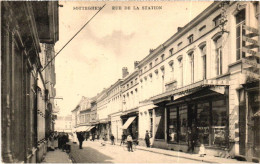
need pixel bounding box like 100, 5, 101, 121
248, 91, 260, 158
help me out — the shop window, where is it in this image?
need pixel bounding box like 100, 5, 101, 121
168, 107, 178, 143
212, 99, 227, 147
149, 111, 153, 137
236, 9, 246, 60
155, 109, 165, 139
179, 105, 188, 143
197, 102, 210, 145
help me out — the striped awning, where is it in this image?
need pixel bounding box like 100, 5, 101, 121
121, 116, 136, 129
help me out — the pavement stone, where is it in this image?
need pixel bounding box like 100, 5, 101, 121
42, 149, 72, 163
69, 140, 251, 163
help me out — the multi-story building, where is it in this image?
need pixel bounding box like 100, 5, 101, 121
96, 89, 109, 139
1, 1, 59, 163
142, 1, 259, 161
107, 79, 124, 142
121, 65, 140, 140
55, 115, 72, 133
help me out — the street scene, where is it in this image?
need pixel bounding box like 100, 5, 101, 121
1, 1, 260, 163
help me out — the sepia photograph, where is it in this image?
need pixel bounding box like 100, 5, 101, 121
1, 0, 260, 163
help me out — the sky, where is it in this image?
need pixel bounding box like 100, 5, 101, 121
54, 1, 213, 116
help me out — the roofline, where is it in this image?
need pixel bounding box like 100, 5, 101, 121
121, 69, 139, 85
138, 1, 221, 68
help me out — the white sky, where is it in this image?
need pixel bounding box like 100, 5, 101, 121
55, 1, 213, 116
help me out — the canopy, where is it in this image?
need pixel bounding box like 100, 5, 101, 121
76, 126, 89, 132
87, 126, 95, 131
121, 116, 136, 129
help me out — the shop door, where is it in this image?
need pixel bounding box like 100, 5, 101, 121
248, 91, 260, 158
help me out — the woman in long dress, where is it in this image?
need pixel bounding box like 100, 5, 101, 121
54, 132, 58, 149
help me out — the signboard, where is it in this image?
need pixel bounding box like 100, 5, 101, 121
242, 47, 260, 59
242, 25, 259, 34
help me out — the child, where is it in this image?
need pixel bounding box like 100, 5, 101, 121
199, 144, 206, 157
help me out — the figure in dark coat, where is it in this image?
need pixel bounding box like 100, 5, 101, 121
145, 130, 150, 148
77, 132, 84, 149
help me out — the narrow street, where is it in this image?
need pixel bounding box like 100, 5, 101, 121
69, 141, 247, 163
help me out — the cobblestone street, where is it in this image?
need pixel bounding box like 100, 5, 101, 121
69, 141, 248, 163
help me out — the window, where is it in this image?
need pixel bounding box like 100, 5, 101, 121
177, 42, 182, 47
236, 9, 246, 60
178, 56, 183, 87
135, 78, 138, 83
179, 105, 188, 143
149, 62, 153, 69
131, 81, 133, 86
215, 37, 223, 76
168, 107, 178, 143
168, 60, 174, 72
127, 84, 129, 89
212, 99, 228, 147
161, 54, 165, 61
144, 66, 147, 71
188, 52, 194, 83
140, 69, 143, 74
169, 48, 174, 56
197, 102, 210, 145
200, 44, 207, 79
213, 14, 221, 27
188, 34, 194, 44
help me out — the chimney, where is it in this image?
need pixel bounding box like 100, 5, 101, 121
134, 61, 140, 69
122, 67, 129, 78
177, 27, 183, 32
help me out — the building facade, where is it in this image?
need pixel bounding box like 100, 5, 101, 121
55, 115, 72, 133
1, 1, 59, 163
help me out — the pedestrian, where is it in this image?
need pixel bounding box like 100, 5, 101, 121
54, 131, 58, 149
120, 133, 126, 146
77, 132, 84, 149
110, 134, 115, 145
126, 133, 133, 152
145, 130, 150, 148
92, 133, 95, 142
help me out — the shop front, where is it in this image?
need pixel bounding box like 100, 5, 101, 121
121, 111, 139, 140
151, 80, 230, 156
166, 88, 229, 155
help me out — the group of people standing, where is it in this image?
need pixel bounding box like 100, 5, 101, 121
47, 131, 70, 152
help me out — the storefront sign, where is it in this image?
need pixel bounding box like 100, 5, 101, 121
242, 36, 258, 45
242, 47, 260, 59
242, 25, 259, 34
242, 58, 260, 69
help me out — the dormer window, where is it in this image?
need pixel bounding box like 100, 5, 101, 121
149, 62, 153, 69
213, 14, 221, 27
188, 34, 194, 44
169, 48, 174, 56
161, 54, 165, 61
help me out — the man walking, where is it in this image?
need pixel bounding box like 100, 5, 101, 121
127, 133, 133, 152
120, 133, 126, 146
110, 134, 115, 145
145, 130, 150, 148
77, 132, 84, 149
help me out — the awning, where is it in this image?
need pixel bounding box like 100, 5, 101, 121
121, 116, 136, 129
87, 126, 95, 131
76, 126, 89, 132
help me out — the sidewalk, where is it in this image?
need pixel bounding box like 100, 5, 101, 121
92, 139, 250, 163
42, 149, 72, 163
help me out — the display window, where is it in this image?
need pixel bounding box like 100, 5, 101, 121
197, 102, 210, 145
179, 105, 188, 144
212, 99, 227, 147
168, 108, 178, 143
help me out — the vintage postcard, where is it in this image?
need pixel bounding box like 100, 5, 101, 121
1, 0, 260, 163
